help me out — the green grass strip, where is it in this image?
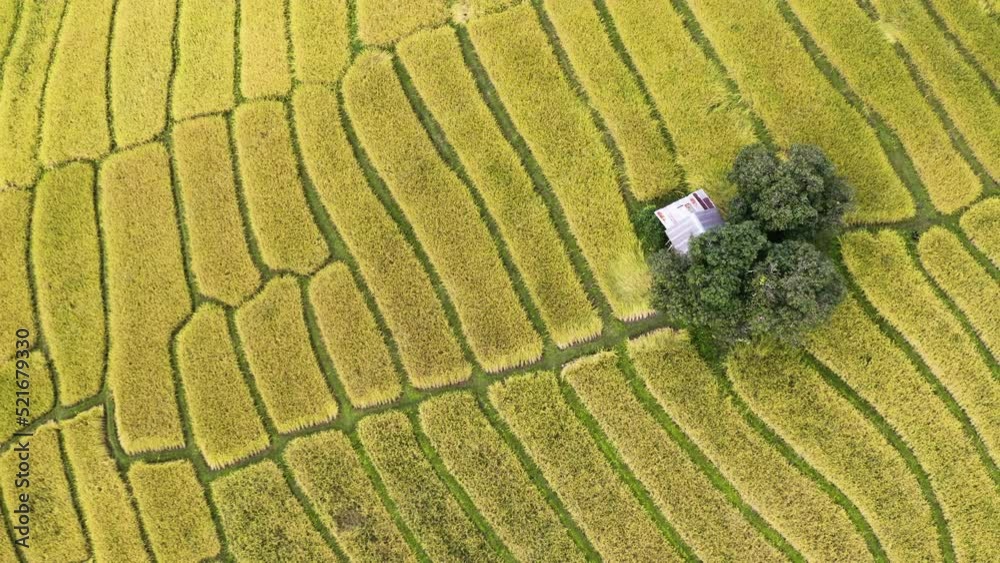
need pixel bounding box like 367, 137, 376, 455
808, 297, 1000, 561
0, 190, 34, 356
959, 197, 1000, 267
565, 351, 788, 562
31, 163, 105, 406
728, 343, 941, 561
490, 371, 680, 561
99, 143, 189, 454
629, 329, 872, 561
467, 5, 652, 321
397, 27, 601, 349
172, 0, 235, 120
237, 0, 291, 99
289, 0, 349, 83
356, 0, 448, 46
925, 0, 999, 82
419, 392, 585, 562
342, 50, 541, 372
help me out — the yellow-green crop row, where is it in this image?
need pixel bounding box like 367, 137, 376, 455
0, 191, 36, 355
398, 28, 601, 349
129, 460, 221, 562
110, 0, 174, 148
785, 0, 979, 214
238, 0, 292, 99
283, 429, 416, 562
628, 330, 871, 561
1, 423, 88, 561
807, 298, 1000, 562
869, 0, 1000, 179
728, 344, 939, 562
38, 0, 112, 165
100, 143, 190, 454
960, 197, 1000, 267
177, 304, 270, 469
60, 407, 149, 562
291, 84, 468, 388
489, 371, 677, 560
357, 0, 448, 46
31, 163, 105, 406
0, 0, 63, 188
289, 0, 349, 84
308, 262, 402, 408
233, 100, 329, 274
419, 392, 584, 562
343, 51, 542, 372
172, 115, 261, 305
540, 0, 679, 201
0, 0, 16, 63
451, 0, 518, 22
602, 0, 756, 199
842, 230, 1000, 459
171, 0, 235, 120
687, 0, 915, 223
927, 0, 999, 81
211, 460, 333, 561
235, 276, 338, 433
358, 411, 500, 561
469, 5, 652, 320
918, 226, 999, 355
564, 352, 784, 562
0, 354, 53, 443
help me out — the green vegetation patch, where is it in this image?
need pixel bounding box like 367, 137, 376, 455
398, 27, 601, 348
238, 0, 292, 99
172, 0, 235, 120
235, 276, 338, 433
233, 100, 329, 274
356, 0, 448, 46
177, 304, 270, 469
291, 84, 468, 388
289, 0, 349, 84
0, 190, 36, 354
308, 262, 402, 408
284, 429, 416, 562
419, 392, 584, 562
99, 142, 190, 454
960, 197, 1000, 267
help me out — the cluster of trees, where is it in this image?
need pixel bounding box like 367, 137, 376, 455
649, 144, 851, 345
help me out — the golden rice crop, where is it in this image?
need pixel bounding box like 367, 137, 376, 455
129, 460, 221, 562
110, 0, 174, 148
785, 0, 979, 214
171, 0, 236, 120
540, 0, 679, 201
307, 262, 402, 408
283, 429, 417, 562
419, 392, 584, 562
291, 84, 468, 388
172, 115, 261, 305
918, 226, 999, 354
728, 344, 939, 562
357, 411, 500, 561
0, 423, 88, 561
869, 0, 1000, 179
842, 230, 1000, 459
628, 329, 870, 561
807, 297, 1000, 562
356, 0, 449, 46
398, 28, 602, 349
289, 0, 349, 84
926, 0, 999, 81
211, 460, 334, 561
601, 0, 756, 199
564, 352, 784, 562
343, 51, 542, 372
235, 275, 338, 433
176, 304, 270, 469
31, 163, 105, 406
0, 190, 36, 354
233, 100, 329, 274
468, 5, 652, 321
489, 371, 678, 561
60, 407, 149, 562
38, 0, 112, 165
0, 0, 62, 188
0, 526, 12, 563
238, 0, 292, 99
450, 0, 517, 22
99, 142, 189, 454
0, 355, 53, 443
0, 0, 16, 58
959, 197, 1000, 267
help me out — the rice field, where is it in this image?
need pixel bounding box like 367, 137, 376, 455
1, 0, 997, 560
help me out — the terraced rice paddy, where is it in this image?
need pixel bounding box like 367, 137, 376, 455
0, 0, 996, 560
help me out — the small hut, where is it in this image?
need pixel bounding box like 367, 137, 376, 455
653, 189, 724, 254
